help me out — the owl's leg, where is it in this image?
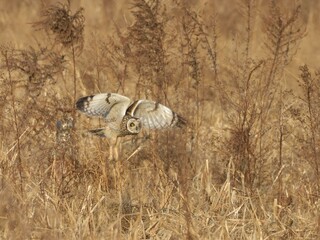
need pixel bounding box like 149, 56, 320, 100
108, 144, 114, 161
107, 137, 117, 162
114, 137, 121, 161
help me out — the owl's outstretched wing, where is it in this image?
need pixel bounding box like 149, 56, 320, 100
76, 93, 131, 125
126, 100, 186, 129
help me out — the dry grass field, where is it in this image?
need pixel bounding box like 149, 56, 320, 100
1, 0, 320, 239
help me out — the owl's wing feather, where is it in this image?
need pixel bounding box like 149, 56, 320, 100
88, 128, 107, 137
76, 93, 131, 126
126, 100, 186, 129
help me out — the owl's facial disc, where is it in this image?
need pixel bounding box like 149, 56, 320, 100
127, 118, 141, 134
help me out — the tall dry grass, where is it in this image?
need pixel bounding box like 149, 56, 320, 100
0, 0, 320, 239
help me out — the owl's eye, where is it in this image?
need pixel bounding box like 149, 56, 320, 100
130, 122, 135, 127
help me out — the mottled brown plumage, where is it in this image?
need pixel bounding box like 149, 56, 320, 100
76, 93, 186, 161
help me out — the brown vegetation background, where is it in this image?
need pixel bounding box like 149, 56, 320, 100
1, 0, 320, 239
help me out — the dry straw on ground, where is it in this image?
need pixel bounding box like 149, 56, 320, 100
0, 0, 320, 239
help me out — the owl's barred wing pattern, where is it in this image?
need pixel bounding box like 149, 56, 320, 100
76, 93, 186, 161
76, 93, 131, 125
88, 128, 107, 137
126, 100, 186, 129
76, 93, 186, 132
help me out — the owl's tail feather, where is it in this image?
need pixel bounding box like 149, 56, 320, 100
176, 114, 187, 128
88, 128, 107, 137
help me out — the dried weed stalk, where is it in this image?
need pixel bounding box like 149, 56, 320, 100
296, 65, 320, 193
34, 1, 84, 52
15, 46, 65, 97
0, 46, 24, 192
128, 0, 167, 100
210, 1, 305, 191
263, 1, 305, 85
33, 0, 85, 108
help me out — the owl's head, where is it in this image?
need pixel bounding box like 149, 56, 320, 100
126, 118, 141, 134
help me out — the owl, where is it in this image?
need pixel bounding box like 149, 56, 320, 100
76, 93, 186, 160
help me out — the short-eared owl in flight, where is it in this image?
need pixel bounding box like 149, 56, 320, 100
76, 93, 186, 160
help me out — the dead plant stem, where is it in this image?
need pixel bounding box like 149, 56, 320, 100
3, 50, 23, 193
